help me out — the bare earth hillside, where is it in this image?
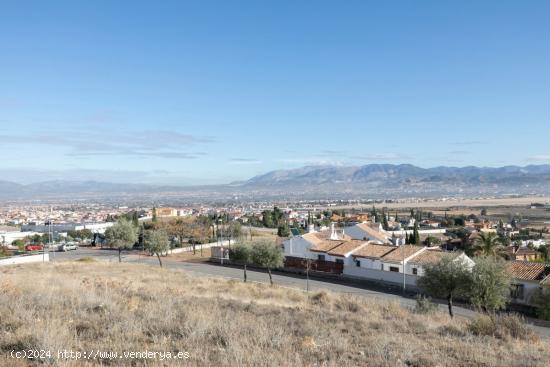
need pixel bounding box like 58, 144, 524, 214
0, 261, 549, 366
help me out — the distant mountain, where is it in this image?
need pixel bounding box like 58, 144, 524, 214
2, 164, 550, 202
237, 164, 550, 198
242, 164, 550, 186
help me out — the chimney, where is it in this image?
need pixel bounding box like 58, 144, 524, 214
330, 223, 338, 240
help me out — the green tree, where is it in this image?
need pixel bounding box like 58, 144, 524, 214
104, 219, 138, 262
152, 207, 158, 223
277, 221, 291, 237
382, 210, 389, 230
228, 221, 243, 246
417, 256, 472, 318
229, 242, 253, 282
144, 229, 170, 267
424, 236, 441, 247
251, 240, 284, 286
12, 239, 25, 250
536, 244, 550, 263
531, 289, 550, 320
261, 210, 274, 228
474, 232, 505, 257
468, 256, 511, 313
412, 221, 420, 245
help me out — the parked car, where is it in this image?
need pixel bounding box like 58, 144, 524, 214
25, 244, 44, 252
59, 243, 78, 252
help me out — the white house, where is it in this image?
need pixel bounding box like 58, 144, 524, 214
507, 261, 550, 305
344, 222, 392, 244
406, 248, 475, 276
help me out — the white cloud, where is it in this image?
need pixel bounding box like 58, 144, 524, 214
229, 158, 262, 165
528, 155, 550, 162
0, 129, 213, 159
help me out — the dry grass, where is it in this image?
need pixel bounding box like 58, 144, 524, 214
0, 262, 549, 366
170, 247, 212, 261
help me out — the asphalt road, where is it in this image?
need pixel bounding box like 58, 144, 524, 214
52, 247, 550, 338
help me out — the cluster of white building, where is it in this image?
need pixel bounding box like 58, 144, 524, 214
283, 223, 474, 289
282, 223, 550, 305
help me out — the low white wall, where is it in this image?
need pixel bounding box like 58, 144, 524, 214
343, 266, 418, 287
389, 229, 446, 236
167, 240, 230, 255
0, 253, 49, 266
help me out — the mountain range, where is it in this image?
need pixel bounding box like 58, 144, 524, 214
2, 164, 550, 202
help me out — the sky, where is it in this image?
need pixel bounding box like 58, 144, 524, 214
1, 1, 550, 185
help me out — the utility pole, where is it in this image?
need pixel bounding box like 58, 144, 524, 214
402, 243, 406, 293
219, 219, 223, 265
305, 258, 311, 293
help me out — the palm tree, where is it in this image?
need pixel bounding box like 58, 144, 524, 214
473, 232, 505, 257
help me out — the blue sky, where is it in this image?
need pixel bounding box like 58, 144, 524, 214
1, 1, 550, 185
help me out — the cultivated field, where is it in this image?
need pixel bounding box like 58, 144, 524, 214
0, 261, 549, 366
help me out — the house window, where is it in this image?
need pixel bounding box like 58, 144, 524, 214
389, 266, 399, 272
412, 268, 418, 275
318, 254, 325, 261
510, 284, 524, 299
335, 258, 344, 265
356, 260, 361, 267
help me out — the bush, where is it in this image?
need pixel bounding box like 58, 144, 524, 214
77, 257, 96, 263
467, 314, 538, 341
414, 295, 438, 315
530, 289, 550, 321
468, 314, 497, 336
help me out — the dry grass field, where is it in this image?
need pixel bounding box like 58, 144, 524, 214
0, 261, 549, 366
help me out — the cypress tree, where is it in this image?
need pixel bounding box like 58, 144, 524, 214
383, 210, 389, 230
413, 221, 420, 245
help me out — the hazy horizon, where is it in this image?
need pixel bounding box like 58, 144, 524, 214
3, 162, 550, 186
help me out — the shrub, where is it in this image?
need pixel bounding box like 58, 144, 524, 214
530, 289, 550, 321
77, 257, 96, 262
310, 291, 331, 306
468, 314, 497, 337
467, 314, 538, 342
413, 295, 438, 315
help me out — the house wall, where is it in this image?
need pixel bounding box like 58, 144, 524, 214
510, 279, 541, 305
283, 237, 317, 259
343, 266, 418, 288
353, 257, 384, 271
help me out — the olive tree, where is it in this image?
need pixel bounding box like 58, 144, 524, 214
530, 289, 550, 320
251, 240, 284, 286
229, 242, 253, 282
144, 229, 170, 268
417, 256, 472, 318
105, 219, 138, 262
468, 256, 511, 313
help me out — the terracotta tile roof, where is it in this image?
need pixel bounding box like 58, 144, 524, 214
308, 240, 345, 253
327, 240, 368, 257
408, 249, 460, 265
303, 231, 352, 253
507, 261, 550, 282
382, 245, 424, 263
356, 223, 390, 243
352, 243, 397, 259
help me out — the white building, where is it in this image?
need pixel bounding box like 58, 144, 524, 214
283, 225, 474, 290
344, 222, 392, 244
21, 222, 114, 234
507, 261, 550, 305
